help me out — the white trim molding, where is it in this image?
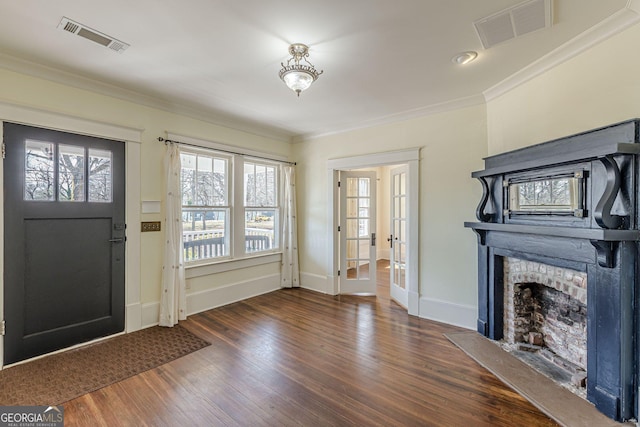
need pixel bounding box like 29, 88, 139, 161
484, 5, 640, 102
186, 274, 280, 318
166, 132, 290, 162
0, 100, 143, 143
327, 148, 421, 313
295, 94, 485, 142
300, 272, 334, 295
419, 297, 476, 330
141, 274, 281, 329
328, 147, 421, 170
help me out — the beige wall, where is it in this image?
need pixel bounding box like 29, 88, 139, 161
3, 17, 633, 333
487, 21, 640, 155
0, 68, 291, 328
293, 105, 487, 326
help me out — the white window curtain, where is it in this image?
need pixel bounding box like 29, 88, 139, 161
159, 143, 187, 327
281, 165, 300, 288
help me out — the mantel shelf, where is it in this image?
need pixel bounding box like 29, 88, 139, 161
471, 142, 640, 178
464, 222, 640, 242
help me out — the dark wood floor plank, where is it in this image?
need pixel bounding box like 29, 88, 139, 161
62, 260, 558, 426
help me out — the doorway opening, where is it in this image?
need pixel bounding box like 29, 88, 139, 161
327, 148, 420, 316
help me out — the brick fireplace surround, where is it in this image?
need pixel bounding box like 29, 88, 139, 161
466, 120, 640, 422
503, 257, 588, 374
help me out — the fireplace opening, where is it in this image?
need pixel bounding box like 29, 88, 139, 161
502, 257, 588, 397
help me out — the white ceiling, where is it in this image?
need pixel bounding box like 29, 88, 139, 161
0, 1, 632, 141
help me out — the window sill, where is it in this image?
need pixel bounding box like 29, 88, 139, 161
185, 252, 282, 279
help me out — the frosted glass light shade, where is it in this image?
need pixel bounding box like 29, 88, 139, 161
282, 70, 314, 94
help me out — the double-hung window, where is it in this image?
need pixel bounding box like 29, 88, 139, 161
181, 150, 230, 261
179, 147, 280, 264
244, 162, 278, 254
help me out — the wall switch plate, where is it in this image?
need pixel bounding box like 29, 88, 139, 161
141, 221, 161, 232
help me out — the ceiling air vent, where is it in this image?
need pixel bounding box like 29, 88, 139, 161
474, 0, 553, 49
57, 17, 129, 53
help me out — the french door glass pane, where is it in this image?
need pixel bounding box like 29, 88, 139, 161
24, 140, 54, 201
89, 149, 112, 202
58, 144, 85, 202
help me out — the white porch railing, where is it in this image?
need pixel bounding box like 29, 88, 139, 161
183, 228, 274, 261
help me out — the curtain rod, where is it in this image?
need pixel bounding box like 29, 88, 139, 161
157, 137, 296, 166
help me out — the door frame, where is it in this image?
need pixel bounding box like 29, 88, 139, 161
327, 148, 420, 316
0, 101, 143, 368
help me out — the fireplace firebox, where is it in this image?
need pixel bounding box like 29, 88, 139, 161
465, 119, 640, 422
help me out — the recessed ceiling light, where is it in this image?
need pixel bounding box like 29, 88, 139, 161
451, 51, 478, 65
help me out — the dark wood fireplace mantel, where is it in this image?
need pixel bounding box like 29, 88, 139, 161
465, 119, 640, 422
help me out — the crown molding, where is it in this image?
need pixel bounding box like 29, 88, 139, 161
0, 99, 143, 142
293, 93, 486, 143
483, 5, 640, 102
0, 53, 294, 143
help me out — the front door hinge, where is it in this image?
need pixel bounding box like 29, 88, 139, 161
0, 320, 5, 336
338, 181, 341, 188
338, 225, 341, 232
338, 270, 341, 276
1, 142, 5, 159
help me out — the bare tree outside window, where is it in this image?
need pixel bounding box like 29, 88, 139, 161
24, 140, 55, 201
58, 144, 85, 201
89, 149, 112, 202
511, 177, 577, 212
24, 140, 114, 204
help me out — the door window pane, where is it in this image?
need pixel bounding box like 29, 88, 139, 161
58, 144, 85, 202
24, 140, 55, 201
89, 149, 112, 202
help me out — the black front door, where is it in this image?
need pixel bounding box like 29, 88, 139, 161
3, 122, 125, 364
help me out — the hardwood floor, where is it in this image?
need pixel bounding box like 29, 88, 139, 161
63, 261, 557, 426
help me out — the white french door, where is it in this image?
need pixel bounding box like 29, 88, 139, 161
389, 165, 408, 308
339, 171, 377, 294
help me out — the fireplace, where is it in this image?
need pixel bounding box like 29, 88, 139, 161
503, 257, 588, 392
465, 119, 640, 422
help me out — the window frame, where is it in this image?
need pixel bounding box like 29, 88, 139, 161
179, 146, 283, 267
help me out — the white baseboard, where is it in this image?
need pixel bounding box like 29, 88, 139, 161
300, 272, 333, 294
141, 302, 160, 328
125, 303, 142, 332
140, 274, 280, 329
186, 274, 280, 316
378, 250, 390, 260
419, 297, 476, 330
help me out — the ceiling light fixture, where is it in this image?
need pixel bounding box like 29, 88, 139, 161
451, 51, 478, 65
279, 43, 323, 97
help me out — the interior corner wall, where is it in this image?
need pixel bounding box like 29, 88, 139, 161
0, 68, 292, 330
486, 21, 640, 155
293, 105, 487, 329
